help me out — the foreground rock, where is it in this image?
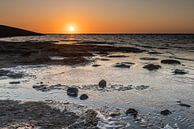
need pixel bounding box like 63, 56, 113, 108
0, 100, 79, 128
92, 64, 101, 67
173, 69, 188, 75
177, 101, 191, 108
0, 69, 24, 79
67, 87, 79, 97
143, 64, 161, 71
80, 94, 89, 100
68, 109, 99, 129
148, 51, 162, 54
108, 55, 129, 58
161, 59, 181, 65
33, 84, 63, 92
160, 109, 172, 116
114, 62, 134, 68
9, 81, 20, 84
109, 112, 121, 117
126, 108, 138, 118
140, 57, 159, 60
99, 79, 107, 88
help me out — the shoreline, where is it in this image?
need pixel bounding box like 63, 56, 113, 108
0, 36, 194, 129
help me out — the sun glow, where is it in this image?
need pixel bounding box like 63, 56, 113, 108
67, 25, 76, 33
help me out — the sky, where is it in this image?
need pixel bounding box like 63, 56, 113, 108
0, 0, 194, 34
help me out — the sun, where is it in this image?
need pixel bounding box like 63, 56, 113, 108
67, 25, 76, 33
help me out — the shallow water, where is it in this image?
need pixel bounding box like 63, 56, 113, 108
0, 35, 194, 128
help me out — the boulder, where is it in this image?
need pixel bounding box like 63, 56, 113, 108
126, 108, 138, 118
160, 109, 172, 116
114, 62, 134, 68
67, 87, 78, 97
140, 57, 159, 60
80, 94, 89, 100
9, 81, 20, 84
178, 103, 191, 108
92, 64, 101, 67
143, 64, 161, 71
173, 69, 188, 75
99, 80, 107, 88
161, 59, 181, 65
148, 51, 162, 54
109, 112, 121, 117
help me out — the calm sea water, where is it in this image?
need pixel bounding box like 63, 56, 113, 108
0, 34, 194, 50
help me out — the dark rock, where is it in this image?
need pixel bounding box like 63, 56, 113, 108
32, 84, 48, 92
80, 94, 89, 100
160, 109, 172, 116
0, 70, 23, 79
85, 109, 99, 126
178, 103, 191, 108
9, 81, 20, 84
114, 62, 134, 68
140, 57, 159, 60
8, 73, 23, 79
68, 109, 99, 129
33, 84, 63, 92
143, 64, 161, 71
108, 55, 129, 58
135, 85, 149, 90
109, 112, 121, 117
0, 70, 10, 76
100, 58, 110, 61
92, 64, 101, 67
161, 59, 181, 65
148, 51, 162, 54
99, 79, 107, 88
173, 69, 188, 75
0, 100, 79, 128
67, 87, 78, 97
126, 108, 138, 118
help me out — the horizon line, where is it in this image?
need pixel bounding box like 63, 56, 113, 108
45, 33, 194, 35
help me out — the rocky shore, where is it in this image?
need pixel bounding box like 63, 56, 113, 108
0, 34, 194, 129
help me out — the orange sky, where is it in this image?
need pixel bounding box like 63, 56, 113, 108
0, 0, 194, 34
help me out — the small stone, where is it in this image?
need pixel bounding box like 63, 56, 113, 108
161, 59, 181, 65
92, 64, 101, 67
126, 108, 138, 118
99, 79, 107, 88
108, 55, 129, 58
109, 112, 121, 117
140, 57, 159, 60
114, 62, 134, 68
160, 109, 172, 116
143, 64, 161, 71
9, 81, 20, 84
148, 51, 162, 54
100, 58, 110, 61
67, 87, 78, 97
178, 103, 191, 108
173, 69, 188, 75
80, 94, 88, 100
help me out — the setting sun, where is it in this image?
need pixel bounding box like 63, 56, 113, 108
67, 25, 76, 33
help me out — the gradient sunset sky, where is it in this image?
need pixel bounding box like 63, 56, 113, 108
0, 0, 194, 34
